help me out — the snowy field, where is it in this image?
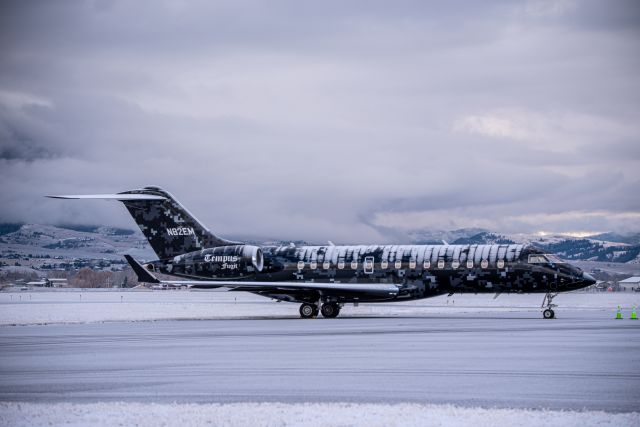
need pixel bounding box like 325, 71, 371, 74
1, 402, 638, 427
1, 288, 640, 325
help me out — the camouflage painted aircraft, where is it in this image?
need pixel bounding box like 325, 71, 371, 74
49, 186, 595, 319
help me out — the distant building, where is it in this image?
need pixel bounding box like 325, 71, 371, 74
618, 277, 640, 292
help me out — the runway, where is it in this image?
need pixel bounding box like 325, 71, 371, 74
1, 311, 639, 411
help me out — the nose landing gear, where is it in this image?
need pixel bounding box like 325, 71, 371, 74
541, 292, 557, 319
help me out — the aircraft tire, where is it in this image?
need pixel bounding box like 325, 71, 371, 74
543, 309, 555, 319
299, 303, 316, 318
321, 302, 340, 318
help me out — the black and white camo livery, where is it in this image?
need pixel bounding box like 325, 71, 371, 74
48, 186, 596, 319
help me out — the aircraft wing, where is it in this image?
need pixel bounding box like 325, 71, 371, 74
124, 255, 398, 297
161, 280, 398, 296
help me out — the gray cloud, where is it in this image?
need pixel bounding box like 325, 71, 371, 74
0, 0, 639, 242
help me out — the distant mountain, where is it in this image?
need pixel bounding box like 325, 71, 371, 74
57, 224, 136, 236
0, 223, 23, 236
534, 239, 640, 263
452, 232, 515, 245
0, 223, 154, 261
588, 232, 640, 245
406, 227, 640, 264
408, 228, 488, 244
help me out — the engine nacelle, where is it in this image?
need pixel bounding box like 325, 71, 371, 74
169, 245, 264, 277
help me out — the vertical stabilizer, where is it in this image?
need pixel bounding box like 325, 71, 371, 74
118, 186, 239, 259
48, 186, 240, 259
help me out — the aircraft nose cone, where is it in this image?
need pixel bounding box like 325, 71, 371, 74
582, 272, 596, 285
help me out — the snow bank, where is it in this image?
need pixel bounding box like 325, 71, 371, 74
1, 289, 639, 326
0, 402, 637, 427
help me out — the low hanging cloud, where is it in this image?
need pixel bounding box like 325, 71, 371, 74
0, 0, 639, 242
453, 108, 636, 155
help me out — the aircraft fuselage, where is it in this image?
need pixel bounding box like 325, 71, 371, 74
152, 243, 592, 304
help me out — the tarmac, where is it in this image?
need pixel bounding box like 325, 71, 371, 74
1, 309, 639, 412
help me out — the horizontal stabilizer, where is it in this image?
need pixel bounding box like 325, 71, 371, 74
46, 194, 166, 201
124, 255, 160, 284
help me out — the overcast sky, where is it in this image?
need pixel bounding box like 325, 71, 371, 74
1, 0, 639, 243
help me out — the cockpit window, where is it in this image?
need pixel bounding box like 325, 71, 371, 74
528, 255, 547, 263
528, 254, 565, 264
545, 254, 565, 263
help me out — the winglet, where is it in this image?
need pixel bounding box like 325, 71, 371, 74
124, 255, 160, 284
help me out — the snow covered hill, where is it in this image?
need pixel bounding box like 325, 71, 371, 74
0, 223, 154, 262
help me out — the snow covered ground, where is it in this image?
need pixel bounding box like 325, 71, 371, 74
1, 402, 638, 427
1, 289, 639, 325
2, 290, 639, 426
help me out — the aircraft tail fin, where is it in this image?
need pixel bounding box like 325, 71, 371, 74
48, 186, 240, 260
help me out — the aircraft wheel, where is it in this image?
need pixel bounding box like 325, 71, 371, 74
299, 303, 316, 318
543, 309, 555, 319
321, 302, 340, 318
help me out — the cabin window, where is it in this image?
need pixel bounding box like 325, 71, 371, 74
310, 261, 317, 270
364, 257, 374, 274
323, 262, 330, 269
338, 261, 345, 269
481, 260, 488, 268
451, 260, 460, 269
297, 261, 304, 270
497, 260, 505, 269
409, 260, 416, 269
466, 260, 473, 268
437, 260, 445, 269
423, 260, 431, 269
351, 261, 358, 269
381, 261, 388, 269
394, 261, 402, 269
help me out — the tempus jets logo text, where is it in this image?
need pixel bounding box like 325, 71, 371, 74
204, 254, 240, 270
204, 255, 239, 263
166, 227, 195, 236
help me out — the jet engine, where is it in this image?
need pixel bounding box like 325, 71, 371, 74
169, 245, 264, 277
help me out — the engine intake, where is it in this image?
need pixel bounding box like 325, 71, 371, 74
243, 245, 264, 272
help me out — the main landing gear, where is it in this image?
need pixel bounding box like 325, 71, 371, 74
299, 302, 341, 319
299, 303, 318, 318
320, 302, 340, 318
541, 292, 558, 319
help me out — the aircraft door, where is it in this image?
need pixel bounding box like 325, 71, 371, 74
364, 256, 374, 274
